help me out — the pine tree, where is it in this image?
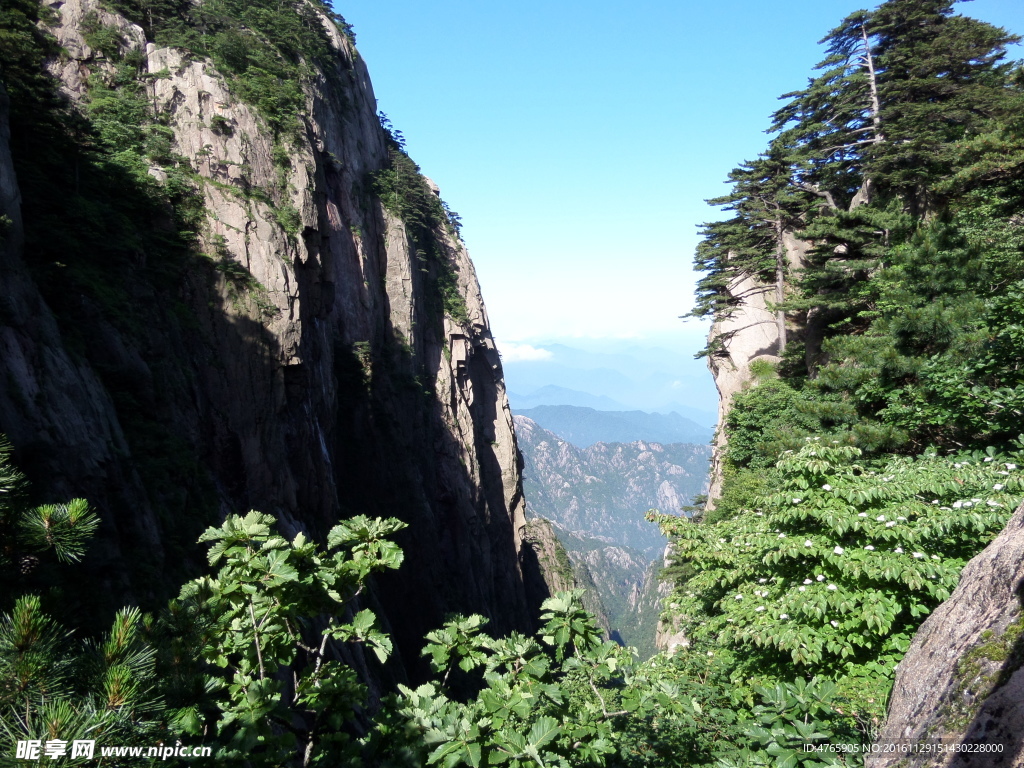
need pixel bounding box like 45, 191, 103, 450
866, 0, 1022, 205
691, 143, 813, 356
0, 438, 164, 757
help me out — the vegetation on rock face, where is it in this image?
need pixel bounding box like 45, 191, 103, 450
371, 114, 471, 328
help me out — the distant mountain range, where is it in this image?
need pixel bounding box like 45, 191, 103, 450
514, 415, 711, 556
508, 385, 718, 428
499, 338, 719, 420
515, 415, 710, 655
515, 405, 713, 448
508, 385, 628, 411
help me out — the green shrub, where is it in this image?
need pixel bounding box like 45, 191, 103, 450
657, 440, 1024, 720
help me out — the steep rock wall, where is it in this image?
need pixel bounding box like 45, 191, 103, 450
0, 0, 530, 673
704, 232, 810, 507
868, 501, 1024, 768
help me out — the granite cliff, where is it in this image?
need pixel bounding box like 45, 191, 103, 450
702, 231, 810, 507
0, 0, 531, 673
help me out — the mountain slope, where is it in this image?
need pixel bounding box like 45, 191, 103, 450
514, 416, 710, 557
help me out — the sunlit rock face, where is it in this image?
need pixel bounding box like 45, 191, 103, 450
0, 0, 530, 674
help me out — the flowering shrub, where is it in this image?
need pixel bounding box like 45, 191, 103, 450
654, 440, 1024, 717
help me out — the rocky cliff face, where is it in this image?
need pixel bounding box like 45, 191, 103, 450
703, 233, 810, 507
868, 501, 1024, 768
0, 0, 530, 672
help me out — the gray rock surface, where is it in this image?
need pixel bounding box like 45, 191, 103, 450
0, 0, 530, 672
868, 502, 1024, 768
700, 232, 811, 509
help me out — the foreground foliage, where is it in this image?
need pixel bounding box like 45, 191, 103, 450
656, 441, 1023, 721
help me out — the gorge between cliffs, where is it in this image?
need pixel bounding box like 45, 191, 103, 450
4, 0, 1024, 765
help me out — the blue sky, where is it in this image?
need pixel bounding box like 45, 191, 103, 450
338, 0, 1024, 358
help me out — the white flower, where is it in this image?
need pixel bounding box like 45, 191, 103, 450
952, 501, 963, 509
804, 540, 813, 547
963, 502, 973, 508
803, 579, 812, 584
994, 483, 1005, 491
913, 552, 924, 559
876, 515, 886, 521
830, 620, 839, 627
834, 546, 844, 554
858, 513, 868, 518
759, 578, 768, 583
932, 500, 939, 505
792, 498, 802, 504
897, 516, 907, 521
822, 484, 833, 491
756, 511, 764, 516
886, 521, 897, 528
988, 500, 1002, 507
719, 538, 726, 543
816, 575, 826, 582
954, 463, 962, 468
999, 471, 1010, 476
895, 547, 904, 554
799, 586, 806, 592
827, 584, 837, 591
985, 457, 994, 462
707, 651, 714, 656
931, 555, 940, 560
1006, 464, 1017, 470
734, 594, 743, 600
755, 606, 765, 612
865, 545, 875, 551
780, 614, 789, 619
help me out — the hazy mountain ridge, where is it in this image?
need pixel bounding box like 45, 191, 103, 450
516, 405, 713, 449
500, 339, 718, 417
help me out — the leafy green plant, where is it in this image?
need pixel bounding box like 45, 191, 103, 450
721, 678, 860, 768
163, 511, 406, 765
657, 439, 1024, 719
369, 591, 628, 767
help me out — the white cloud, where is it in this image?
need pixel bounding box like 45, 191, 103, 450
498, 342, 553, 362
